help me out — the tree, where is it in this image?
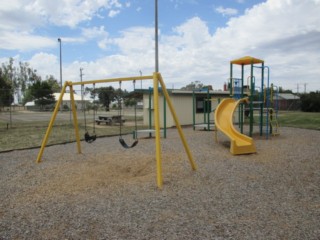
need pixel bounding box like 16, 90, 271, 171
1, 58, 41, 104
45, 75, 60, 92
95, 86, 116, 111
29, 80, 56, 110
279, 86, 293, 93
300, 91, 320, 112
0, 68, 14, 107
180, 81, 204, 90
124, 90, 142, 107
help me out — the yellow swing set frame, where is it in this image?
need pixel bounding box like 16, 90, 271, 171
36, 72, 197, 189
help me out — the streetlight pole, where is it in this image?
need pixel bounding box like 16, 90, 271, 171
57, 38, 63, 111
58, 38, 62, 90
155, 0, 159, 72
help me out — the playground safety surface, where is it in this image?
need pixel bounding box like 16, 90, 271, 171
0, 127, 319, 239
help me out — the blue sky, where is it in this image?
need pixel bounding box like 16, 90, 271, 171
1, 0, 320, 92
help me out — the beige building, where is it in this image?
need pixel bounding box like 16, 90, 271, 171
141, 89, 229, 128
53, 92, 91, 110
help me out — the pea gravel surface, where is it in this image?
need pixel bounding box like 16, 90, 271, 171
0, 127, 319, 239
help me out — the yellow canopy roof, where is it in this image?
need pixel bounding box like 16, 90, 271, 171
231, 56, 264, 65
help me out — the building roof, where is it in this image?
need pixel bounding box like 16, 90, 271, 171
137, 88, 229, 96
53, 92, 91, 101
25, 101, 35, 106
171, 90, 229, 96
277, 93, 300, 100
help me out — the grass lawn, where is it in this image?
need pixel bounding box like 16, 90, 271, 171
0, 110, 145, 152
0, 110, 319, 152
277, 111, 320, 130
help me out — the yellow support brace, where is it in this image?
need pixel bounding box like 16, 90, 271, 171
69, 85, 82, 153
36, 82, 68, 163
157, 73, 197, 170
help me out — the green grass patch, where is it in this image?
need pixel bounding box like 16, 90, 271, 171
248, 111, 320, 130
277, 111, 320, 130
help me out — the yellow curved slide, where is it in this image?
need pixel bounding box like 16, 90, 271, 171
214, 98, 256, 155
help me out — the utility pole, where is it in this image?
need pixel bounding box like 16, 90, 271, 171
80, 68, 84, 83
304, 83, 307, 93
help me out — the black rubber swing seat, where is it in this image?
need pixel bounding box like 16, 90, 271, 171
119, 138, 138, 149
85, 132, 97, 143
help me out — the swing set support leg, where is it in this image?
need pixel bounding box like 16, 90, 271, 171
70, 85, 82, 154
153, 72, 197, 188
36, 82, 69, 163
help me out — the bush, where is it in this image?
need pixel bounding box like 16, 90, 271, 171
300, 91, 320, 112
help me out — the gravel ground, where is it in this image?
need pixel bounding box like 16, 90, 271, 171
0, 127, 319, 239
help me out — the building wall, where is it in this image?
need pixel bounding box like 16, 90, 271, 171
143, 92, 228, 128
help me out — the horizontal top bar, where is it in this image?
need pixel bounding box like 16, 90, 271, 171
69, 75, 154, 86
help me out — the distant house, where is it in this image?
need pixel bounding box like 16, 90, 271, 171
53, 92, 92, 110
25, 92, 91, 111
24, 101, 36, 110
275, 93, 300, 110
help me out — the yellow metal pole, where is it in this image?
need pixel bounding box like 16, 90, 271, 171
69, 84, 81, 154
153, 72, 163, 189
36, 82, 68, 163
70, 75, 153, 86
157, 73, 197, 170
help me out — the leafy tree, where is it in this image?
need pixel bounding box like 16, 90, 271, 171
0, 68, 14, 107
45, 75, 60, 92
180, 81, 204, 90
124, 90, 142, 107
95, 86, 116, 111
279, 86, 293, 93
29, 80, 56, 110
300, 91, 320, 112
1, 58, 41, 104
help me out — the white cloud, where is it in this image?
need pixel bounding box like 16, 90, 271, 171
82, 26, 109, 39
215, 6, 238, 16
81, 26, 110, 49
0, 0, 124, 30
113, 27, 155, 55
108, 9, 120, 18
0, 0, 124, 52
0, 31, 56, 51
29, 52, 59, 78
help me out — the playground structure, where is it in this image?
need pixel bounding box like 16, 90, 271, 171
36, 72, 197, 189
228, 56, 279, 138
214, 56, 279, 154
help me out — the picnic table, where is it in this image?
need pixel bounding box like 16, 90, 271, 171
96, 116, 125, 125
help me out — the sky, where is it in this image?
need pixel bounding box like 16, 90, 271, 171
0, 0, 320, 93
